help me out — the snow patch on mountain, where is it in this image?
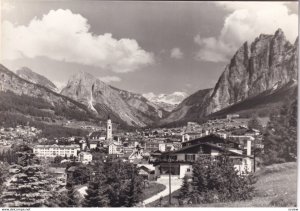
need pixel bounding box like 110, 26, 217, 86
143, 91, 187, 105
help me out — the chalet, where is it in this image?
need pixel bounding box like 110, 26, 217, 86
181, 134, 241, 149
78, 152, 93, 164
137, 165, 156, 180
153, 134, 253, 179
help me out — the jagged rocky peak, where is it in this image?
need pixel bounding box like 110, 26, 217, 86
206, 28, 298, 114
60, 71, 165, 127
16, 67, 58, 92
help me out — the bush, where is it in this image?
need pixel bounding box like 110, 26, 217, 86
189, 156, 256, 204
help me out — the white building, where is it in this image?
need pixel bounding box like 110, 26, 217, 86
108, 142, 123, 155
33, 144, 80, 158
78, 152, 93, 164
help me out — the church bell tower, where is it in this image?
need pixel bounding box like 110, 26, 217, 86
106, 116, 112, 140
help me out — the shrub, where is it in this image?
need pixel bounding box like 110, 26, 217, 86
189, 156, 256, 204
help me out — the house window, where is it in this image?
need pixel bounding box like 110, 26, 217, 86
185, 154, 196, 161
187, 168, 191, 172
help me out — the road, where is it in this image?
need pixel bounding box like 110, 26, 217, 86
143, 177, 182, 205
77, 186, 88, 198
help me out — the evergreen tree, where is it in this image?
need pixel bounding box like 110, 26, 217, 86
122, 167, 143, 207
104, 160, 143, 207
65, 182, 77, 207
0, 162, 9, 206
1, 144, 54, 207
263, 98, 297, 165
191, 156, 256, 204
82, 172, 109, 207
178, 175, 190, 200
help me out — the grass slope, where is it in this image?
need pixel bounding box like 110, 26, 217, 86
150, 162, 297, 207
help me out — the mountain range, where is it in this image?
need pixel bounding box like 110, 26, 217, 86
16, 67, 58, 92
142, 92, 187, 112
0, 28, 298, 128
161, 28, 298, 125
60, 71, 166, 127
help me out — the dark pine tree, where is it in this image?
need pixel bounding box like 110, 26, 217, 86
263, 97, 297, 165
65, 182, 77, 207
82, 172, 109, 207
178, 175, 190, 200
1, 144, 54, 207
122, 167, 143, 207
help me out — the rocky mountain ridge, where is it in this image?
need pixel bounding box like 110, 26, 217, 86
1, 28, 297, 128
0, 64, 96, 123
16, 67, 58, 92
162, 29, 298, 125
60, 72, 165, 127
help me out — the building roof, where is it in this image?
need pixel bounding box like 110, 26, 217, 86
163, 142, 252, 158
137, 166, 154, 174
48, 167, 66, 174
182, 134, 239, 147
79, 151, 92, 156
66, 166, 77, 172
109, 142, 122, 146
33, 144, 80, 149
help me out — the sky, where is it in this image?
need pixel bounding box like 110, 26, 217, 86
0, 0, 298, 100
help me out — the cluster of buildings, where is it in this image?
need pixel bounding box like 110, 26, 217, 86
29, 114, 263, 182
0, 125, 41, 146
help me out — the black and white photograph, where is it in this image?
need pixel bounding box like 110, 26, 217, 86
0, 0, 298, 208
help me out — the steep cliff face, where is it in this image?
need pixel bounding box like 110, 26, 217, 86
16, 67, 58, 92
60, 72, 164, 127
207, 29, 298, 114
164, 29, 298, 125
0, 64, 93, 118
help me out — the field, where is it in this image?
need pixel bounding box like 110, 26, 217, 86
149, 162, 297, 207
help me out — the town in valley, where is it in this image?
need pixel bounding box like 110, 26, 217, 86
0, 0, 298, 208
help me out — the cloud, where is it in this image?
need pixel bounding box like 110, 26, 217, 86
143, 91, 187, 105
195, 2, 298, 62
2, 9, 154, 73
1, 2, 15, 12
99, 76, 121, 83
170, 47, 184, 59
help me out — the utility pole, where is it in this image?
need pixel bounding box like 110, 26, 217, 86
253, 138, 256, 172
168, 154, 171, 206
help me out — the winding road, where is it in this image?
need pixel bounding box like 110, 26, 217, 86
143, 177, 182, 205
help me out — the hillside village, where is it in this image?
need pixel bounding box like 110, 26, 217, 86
0, 112, 268, 205
0, 1, 298, 208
